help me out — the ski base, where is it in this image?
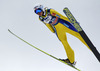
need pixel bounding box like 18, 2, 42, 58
8, 29, 81, 71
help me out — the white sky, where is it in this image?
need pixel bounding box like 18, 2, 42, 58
0, 0, 100, 71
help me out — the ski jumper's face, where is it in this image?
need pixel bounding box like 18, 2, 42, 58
37, 11, 43, 16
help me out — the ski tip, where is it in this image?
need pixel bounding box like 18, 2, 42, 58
8, 29, 10, 31
8, 29, 12, 33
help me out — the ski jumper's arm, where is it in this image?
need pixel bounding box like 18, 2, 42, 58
50, 9, 71, 22
45, 23, 55, 33
39, 18, 55, 33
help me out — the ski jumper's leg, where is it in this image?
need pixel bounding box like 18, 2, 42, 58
63, 23, 91, 50
65, 27, 91, 50
54, 23, 75, 63
73, 33, 91, 50
60, 19, 91, 50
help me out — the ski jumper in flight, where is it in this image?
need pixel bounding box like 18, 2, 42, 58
34, 4, 90, 65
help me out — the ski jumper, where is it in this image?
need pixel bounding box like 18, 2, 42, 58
39, 9, 90, 63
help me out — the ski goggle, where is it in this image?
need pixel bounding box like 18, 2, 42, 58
35, 9, 42, 14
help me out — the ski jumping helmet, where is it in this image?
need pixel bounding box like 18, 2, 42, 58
34, 4, 44, 14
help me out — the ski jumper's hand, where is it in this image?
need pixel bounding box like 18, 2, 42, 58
45, 23, 55, 33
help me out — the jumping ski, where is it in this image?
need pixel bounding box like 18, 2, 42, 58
8, 29, 81, 71
63, 7, 100, 62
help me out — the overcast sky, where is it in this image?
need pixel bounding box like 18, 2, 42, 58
0, 0, 100, 71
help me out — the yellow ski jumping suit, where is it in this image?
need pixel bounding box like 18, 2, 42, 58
39, 8, 90, 63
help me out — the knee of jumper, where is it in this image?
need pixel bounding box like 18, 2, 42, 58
57, 34, 67, 41
60, 39, 69, 46
59, 37, 67, 42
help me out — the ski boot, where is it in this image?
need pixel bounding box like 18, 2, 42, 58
59, 58, 76, 66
